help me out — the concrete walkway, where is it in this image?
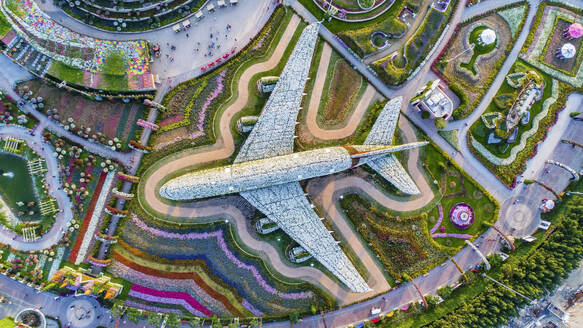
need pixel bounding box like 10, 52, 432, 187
0, 125, 73, 251
35, 0, 276, 81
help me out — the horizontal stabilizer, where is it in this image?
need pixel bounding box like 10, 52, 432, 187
366, 154, 420, 195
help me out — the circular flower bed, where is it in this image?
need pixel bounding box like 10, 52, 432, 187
449, 203, 475, 230
358, 0, 375, 10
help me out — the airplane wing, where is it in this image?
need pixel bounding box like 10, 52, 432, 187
240, 182, 371, 293
234, 23, 320, 164
362, 97, 421, 195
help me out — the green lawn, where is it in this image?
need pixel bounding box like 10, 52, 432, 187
424, 144, 497, 249
46, 61, 84, 85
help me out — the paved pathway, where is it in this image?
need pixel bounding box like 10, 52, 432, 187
0, 274, 113, 328
0, 125, 74, 251
35, 0, 276, 83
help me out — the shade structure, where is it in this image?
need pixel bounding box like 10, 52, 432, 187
567, 22, 583, 39
544, 199, 555, 210
479, 28, 496, 45
561, 43, 576, 59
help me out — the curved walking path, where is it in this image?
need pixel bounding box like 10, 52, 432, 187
0, 125, 73, 251
305, 42, 383, 140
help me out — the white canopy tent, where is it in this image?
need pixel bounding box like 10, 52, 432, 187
479, 28, 496, 45
561, 43, 576, 59
207, 3, 215, 11
218, 0, 226, 7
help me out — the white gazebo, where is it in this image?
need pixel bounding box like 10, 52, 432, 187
479, 28, 496, 46
557, 43, 577, 59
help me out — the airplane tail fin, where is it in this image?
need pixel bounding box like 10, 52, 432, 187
362, 97, 422, 195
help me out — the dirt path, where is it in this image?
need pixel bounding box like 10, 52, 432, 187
305, 43, 383, 140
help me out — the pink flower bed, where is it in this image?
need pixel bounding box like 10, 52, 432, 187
431, 233, 473, 239
125, 300, 182, 314
159, 115, 184, 128
109, 260, 230, 316
131, 215, 313, 300
130, 284, 213, 317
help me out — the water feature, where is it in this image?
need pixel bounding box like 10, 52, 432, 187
0, 153, 40, 221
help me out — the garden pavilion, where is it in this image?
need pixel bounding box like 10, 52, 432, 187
556, 43, 576, 60
478, 28, 496, 46
564, 22, 583, 40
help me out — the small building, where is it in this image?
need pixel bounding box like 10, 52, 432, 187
237, 116, 258, 133
564, 22, 583, 40
255, 217, 279, 234
289, 246, 312, 263
556, 43, 577, 60
411, 79, 453, 120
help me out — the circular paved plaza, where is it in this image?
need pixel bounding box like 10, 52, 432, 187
60, 296, 102, 328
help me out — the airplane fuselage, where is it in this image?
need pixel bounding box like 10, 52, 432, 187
160, 145, 413, 200
160, 143, 427, 201
160, 146, 354, 200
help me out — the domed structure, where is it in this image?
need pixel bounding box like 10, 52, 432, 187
449, 203, 475, 230
557, 43, 577, 60
564, 22, 583, 40
479, 28, 496, 46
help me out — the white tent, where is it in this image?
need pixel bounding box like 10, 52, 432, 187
479, 29, 496, 45
195, 11, 204, 20
182, 19, 191, 28
561, 43, 576, 59
218, 0, 226, 7
172, 24, 181, 32
230, 0, 238, 4
207, 3, 215, 11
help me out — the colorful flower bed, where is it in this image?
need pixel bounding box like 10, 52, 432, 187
130, 215, 312, 300
67, 171, 107, 263
129, 284, 213, 317
5, 0, 150, 74
449, 203, 475, 230
112, 242, 249, 317
118, 214, 322, 315
74, 170, 115, 265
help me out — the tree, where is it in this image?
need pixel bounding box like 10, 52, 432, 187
437, 286, 453, 300
434, 117, 447, 130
